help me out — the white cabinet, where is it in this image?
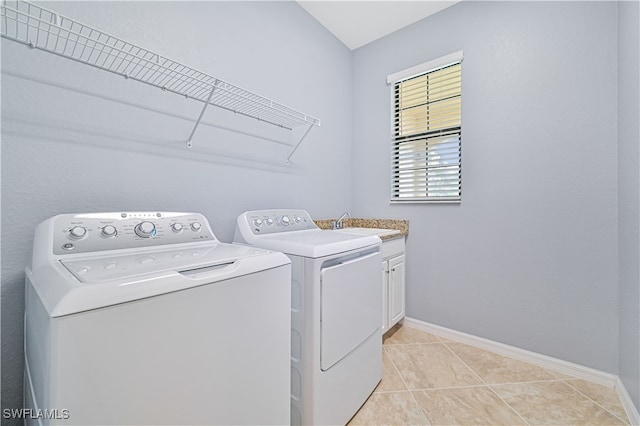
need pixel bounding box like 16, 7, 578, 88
381, 238, 406, 334
388, 254, 405, 327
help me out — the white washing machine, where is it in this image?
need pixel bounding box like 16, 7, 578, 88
24, 211, 291, 426
234, 209, 382, 426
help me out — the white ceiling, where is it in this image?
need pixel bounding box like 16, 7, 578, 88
297, 1, 460, 50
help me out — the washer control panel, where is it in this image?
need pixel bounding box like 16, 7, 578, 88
242, 209, 317, 235
52, 212, 215, 255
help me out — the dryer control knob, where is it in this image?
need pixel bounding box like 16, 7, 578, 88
253, 219, 263, 227
190, 222, 202, 232
101, 225, 117, 238
68, 226, 87, 240
280, 216, 290, 226
265, 218, 274, 226
171, 223, 183, 233
293, 215, 301, 224
134, 221, 156, 238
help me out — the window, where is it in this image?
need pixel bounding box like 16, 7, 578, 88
387, 51, 462, 202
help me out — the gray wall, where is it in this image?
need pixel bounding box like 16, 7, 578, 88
618, 0, 640, 411
1, 1, 352, 415
352, 1, 620, 372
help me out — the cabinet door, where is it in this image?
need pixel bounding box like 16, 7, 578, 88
382, 261, 389, 333
388, 255, 405, 327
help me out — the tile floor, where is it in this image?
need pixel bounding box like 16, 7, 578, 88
348, 324, 630, 426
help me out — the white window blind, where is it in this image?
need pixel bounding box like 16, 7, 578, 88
389, 53, 462, 202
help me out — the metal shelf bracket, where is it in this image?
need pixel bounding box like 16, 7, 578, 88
286, 123, 314, 165
186, 84, 217, 148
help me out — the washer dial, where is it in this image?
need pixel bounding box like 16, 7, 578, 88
190, 222, 202, 232
68, 226, 87, 240
101, 225, 117, 238
134, 221, 156, 238
279, 216, 290, 226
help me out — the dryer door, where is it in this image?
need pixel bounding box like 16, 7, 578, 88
320, 250, 381, 371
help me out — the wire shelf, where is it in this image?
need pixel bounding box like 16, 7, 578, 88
1, 0, 320, 157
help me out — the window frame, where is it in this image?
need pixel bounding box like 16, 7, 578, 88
387, 51, 463, 204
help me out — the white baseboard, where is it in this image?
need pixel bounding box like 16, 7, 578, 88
403, 317, 640, 424
616, 376, 640, 426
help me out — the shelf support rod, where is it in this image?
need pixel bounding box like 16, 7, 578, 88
186, 83, 217, 148
286, 123, 314, 165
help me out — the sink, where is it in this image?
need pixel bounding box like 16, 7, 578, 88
333, 227, 401, 237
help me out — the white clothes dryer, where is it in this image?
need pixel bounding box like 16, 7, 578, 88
234, 209, 382, 426
24, 212, 291, 426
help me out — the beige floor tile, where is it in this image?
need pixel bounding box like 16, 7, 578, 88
347, 391, 429, 426
565, 379, 630, 423
546, 369, 581, 381
446, 342, 557, 384
412, 386, 527, 426
383, 324, 441, 346
356, 326, 631, 425
491, 381, 627, 425
386, 343, 482, 390
376, 350, 407, 392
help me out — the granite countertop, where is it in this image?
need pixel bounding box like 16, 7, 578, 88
314, 218, 409, 241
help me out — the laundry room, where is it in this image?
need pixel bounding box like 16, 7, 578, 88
1, 1, 639, 425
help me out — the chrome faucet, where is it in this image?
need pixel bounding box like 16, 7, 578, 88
332, 212, 349, 230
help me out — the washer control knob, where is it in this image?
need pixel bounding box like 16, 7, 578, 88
253, 219, 263, 227
265, 218, 274, 226
134, 221, 156, 238
101, 225, 117, 238
171, 223, 183, 233
280, 216, 290, 226
68, 226, 87, 240
294, 216, 301, 224
190, 222, 202, 232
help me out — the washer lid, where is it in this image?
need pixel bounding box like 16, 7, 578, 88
59, 242, 261, 284
247, 229, 381, 258
30, 242, 290, 317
